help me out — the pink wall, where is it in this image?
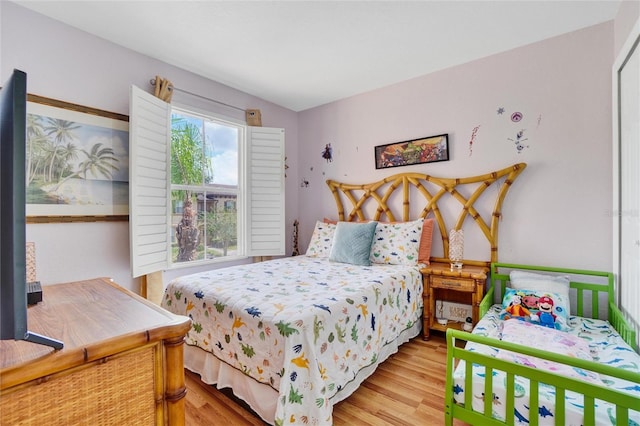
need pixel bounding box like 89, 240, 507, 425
298, 22, 615, 270
1, 2, 299, 291
1, 1, 630, 289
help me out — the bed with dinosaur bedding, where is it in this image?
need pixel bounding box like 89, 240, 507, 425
161, 163, 527, 425
445, 262, 639, 426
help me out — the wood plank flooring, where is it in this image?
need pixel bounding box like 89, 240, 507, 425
185, 333, 468, 425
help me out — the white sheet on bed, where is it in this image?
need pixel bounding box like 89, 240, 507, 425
162, 256, 423, 425
453, 305, 640, 425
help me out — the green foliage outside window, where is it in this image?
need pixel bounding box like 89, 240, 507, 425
171, 114, 239, 263
171, 118, 205, 262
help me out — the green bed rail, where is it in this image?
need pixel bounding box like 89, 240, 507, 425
445, 329, 640, 426
450, 262, 639, 426
610, 301, 638, 351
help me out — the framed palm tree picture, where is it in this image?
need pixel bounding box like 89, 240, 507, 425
25, 95, 129, 222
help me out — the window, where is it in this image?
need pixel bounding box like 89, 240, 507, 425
170, 108, 241, 263
129, 86, 284, 277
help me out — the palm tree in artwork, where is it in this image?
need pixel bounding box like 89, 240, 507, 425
26, 114, 48, 185
51, 142, 119, 192
55, 142, 80, 181
43, 118, 80, 183
77, 143, 119, 179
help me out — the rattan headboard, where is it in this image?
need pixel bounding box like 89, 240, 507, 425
326, 163, 526, 267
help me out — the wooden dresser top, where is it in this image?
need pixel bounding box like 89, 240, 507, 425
1, 277, 190, 380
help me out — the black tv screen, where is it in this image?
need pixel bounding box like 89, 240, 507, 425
0, 69, 62, 349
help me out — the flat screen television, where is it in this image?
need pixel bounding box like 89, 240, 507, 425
0, 69, 63, 349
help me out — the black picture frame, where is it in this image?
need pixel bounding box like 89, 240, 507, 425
374, 133, 449, 169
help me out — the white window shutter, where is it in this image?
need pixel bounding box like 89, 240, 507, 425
246, 127, 285, 256
129, 85, 171, 277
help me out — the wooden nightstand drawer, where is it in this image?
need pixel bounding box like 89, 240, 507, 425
430, 276, 474, 291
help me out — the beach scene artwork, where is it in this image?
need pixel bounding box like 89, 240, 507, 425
26, 100, 129, 217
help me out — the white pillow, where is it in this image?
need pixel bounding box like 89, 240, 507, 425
509, 270, 570, 299
369, 219, 423, 265
305, 221, 336, 258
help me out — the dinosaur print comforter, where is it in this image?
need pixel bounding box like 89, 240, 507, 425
161, 256, 423, 425
453, 305, 640, 425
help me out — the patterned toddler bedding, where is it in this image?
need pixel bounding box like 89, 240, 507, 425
453, 305, 640, 425
161, 256, 423, 425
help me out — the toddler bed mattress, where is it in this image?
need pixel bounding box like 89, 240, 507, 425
453, 305, 640, 425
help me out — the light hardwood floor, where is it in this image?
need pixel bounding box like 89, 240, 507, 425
185, 333, 468, 425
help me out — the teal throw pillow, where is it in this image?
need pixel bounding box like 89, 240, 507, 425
329, 221, 377, 266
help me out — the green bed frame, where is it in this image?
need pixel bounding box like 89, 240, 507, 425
444, 262, 639, 426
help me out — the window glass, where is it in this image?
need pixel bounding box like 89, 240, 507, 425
171, 115, 205, 186
171, 189, 204, 262
170, 110, 240, 265
205, 121, 238, 186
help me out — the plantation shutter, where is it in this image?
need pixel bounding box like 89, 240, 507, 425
129, 85, 171, 277
129, 85, 285, 273
246, 127, 285, 256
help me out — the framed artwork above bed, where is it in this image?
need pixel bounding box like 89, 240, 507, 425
374, 133, 449, 169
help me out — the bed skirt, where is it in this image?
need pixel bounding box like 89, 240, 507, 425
184, 320, 422, 425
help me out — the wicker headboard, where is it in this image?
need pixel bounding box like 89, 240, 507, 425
326, 163, 526, 267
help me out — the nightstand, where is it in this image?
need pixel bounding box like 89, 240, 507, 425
421, 262, 487, 340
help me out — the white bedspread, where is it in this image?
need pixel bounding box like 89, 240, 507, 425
162, 256, 423, 425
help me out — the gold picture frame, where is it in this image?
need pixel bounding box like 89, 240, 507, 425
25, 95, 129, 223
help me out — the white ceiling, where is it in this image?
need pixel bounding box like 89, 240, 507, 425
15, 1, 621, 112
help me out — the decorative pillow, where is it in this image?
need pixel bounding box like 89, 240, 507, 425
497, 320, 601, 384
329, 221, 377, 266
325, 217, 433, 265
305, 221, 336, 258
500, 287, 570, 331
370, 219, 423, 266
418, 218, 435, 265
509, 270, 570, 299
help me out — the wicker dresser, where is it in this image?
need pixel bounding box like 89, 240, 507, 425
0, 278, 191, 425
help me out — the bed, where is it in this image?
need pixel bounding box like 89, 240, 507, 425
161, 163, 527, 425
162, 255, 424, 424
445, 262, 640, 426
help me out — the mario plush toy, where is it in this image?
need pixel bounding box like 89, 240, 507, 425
533, 296, 557, 329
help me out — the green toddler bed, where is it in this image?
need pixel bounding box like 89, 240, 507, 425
445, 262, 639, 426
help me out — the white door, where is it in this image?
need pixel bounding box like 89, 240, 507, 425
614, 18, 640, 349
